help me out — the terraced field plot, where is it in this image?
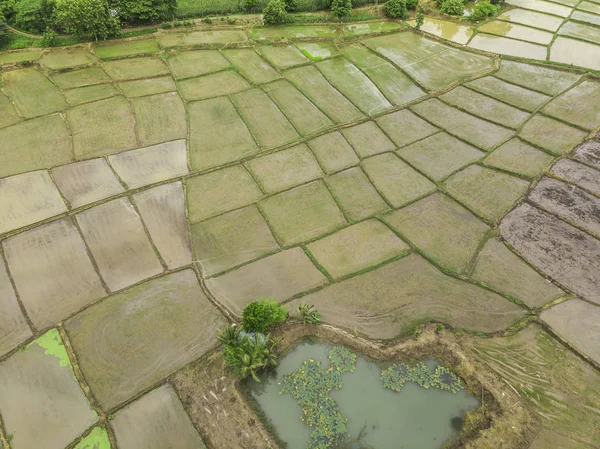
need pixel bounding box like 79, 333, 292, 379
0, 24, 600, 449
411, 0, 600, 72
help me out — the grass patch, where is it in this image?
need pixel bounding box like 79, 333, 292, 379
121, 28, 158, 38
1, 30, 38, 50
290, 9, 381, 23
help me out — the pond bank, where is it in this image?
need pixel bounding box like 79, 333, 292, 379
171, 322, 539, 449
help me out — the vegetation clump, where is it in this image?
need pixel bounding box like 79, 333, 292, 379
242, 299, 287, 333
296, 302, 322, 325
279, 347, 355, 449
263, 0, 288, 24
385, 0, 407, 18
112, 0, 176, 23
469, 0, 498, 20
440, 0, 464, 15
217, 299, 289, 381
330, 0, 352, 20
0, 19, 7, 44
54, 0, 121, 40
40, 27, 58, 46
12, 0, 55, 33
381, 361, 464, 393
415, 6, 424, 29
218, 324, 282, 382
328, 346, 357, 373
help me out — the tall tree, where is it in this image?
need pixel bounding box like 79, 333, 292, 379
111, 0, 176, 23
331, 0, 352, 20
54, 0, 120, 40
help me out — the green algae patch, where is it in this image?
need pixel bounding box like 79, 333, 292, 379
296, 42, 340, 61
29, 328, 71, 368
74, 426, 111, 449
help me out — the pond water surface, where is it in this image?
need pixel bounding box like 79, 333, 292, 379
248, 339, 480, 449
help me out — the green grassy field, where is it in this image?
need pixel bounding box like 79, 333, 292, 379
176, 0, 373, 18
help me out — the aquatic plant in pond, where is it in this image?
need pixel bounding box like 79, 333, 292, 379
252, 340, 479, 449
329, 346, 356, 373
279, 346, 466, 448
381, 362, 464, 394
279, 346, 357, 449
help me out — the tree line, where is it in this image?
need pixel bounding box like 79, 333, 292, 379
0, 0, 177, 41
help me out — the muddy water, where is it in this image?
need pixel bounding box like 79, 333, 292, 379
248, 339, 479, 449
409, 17, 474, 44
478, 20, 554, 44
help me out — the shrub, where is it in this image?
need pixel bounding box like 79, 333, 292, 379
242, 299, 287, 333
222, 332, 281, 381
202, 16, 212, 23
54, 0, 120, 40
40, 27, 58, 46
216, 324, 240, 346
406, 0, 418, 9
174, 19, 183, 25
0, 0, 16, 21
111, 0, 176, 23
385, 0, 407, 18
263, 0, 287, 24
243, 0, 259, 11
284, 0, 297, 11
440, 0, 464, 16
227, 16, 235, 23
159, 20, 171, 27
13, 0, 55, 33
0, 19, 7, 44
297, 302, 322, 324
469, 0, 497, 20
330, 0, 352, 20
415, 6, 424, 28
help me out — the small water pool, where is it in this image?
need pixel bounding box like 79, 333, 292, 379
248, 339, 479, 449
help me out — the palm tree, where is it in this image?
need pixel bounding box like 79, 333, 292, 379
238, 353, 265, 382
262, 334, 279, 368
220, 330, 283, 381
297, 302, 314, 320
297, 302, 321, 324
216, 324, 239, 346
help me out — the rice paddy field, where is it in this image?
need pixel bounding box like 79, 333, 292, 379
0, 12, 599, 449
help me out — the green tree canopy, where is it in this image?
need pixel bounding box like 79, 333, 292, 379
330, 0, 352, 20
111, 0, 176, 23
13, 0, 55, 32
263, 0, 288, 24
54, 0, 120, 40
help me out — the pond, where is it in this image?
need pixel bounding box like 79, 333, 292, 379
248, 339, 480, 449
